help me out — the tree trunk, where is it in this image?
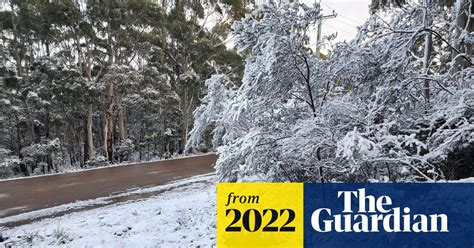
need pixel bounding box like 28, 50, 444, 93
77, 125, 84, 166
26, 107, 35, 145
45, 107, 53, 172
453, 0, 473, 70
303, 55, 317, 117
10, 1, 23, 78
180, 89, 193, 154
422, 0, 432, 105
139, 110, 145, 161
83, 116, 88, 168
87, 108, 94, 159
119, 108, 126, 143
105, 81, 115, 162
422, 33, 432, 104
16, 121, 22, 158
86, 105, 94, 161
45, 40, 50, 57
76, 34, 83, 74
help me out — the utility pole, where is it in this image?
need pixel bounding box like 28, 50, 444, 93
315, 0, 336, 59
422, 0, 432, 106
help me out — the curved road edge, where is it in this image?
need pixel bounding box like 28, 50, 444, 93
0, 153, 217, 225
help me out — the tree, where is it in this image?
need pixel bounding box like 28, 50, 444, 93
189, 2, 323, 181
163, 1, 243, 153
0, 0, 243, 178
186, 74, 235, 152
189, 0, 473, 183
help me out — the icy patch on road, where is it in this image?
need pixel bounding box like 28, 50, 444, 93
0, 175, 216, 247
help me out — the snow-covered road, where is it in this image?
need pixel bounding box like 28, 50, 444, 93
0, 174, 216, 247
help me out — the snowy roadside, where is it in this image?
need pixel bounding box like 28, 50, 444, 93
0, 175, 216, 247
0, 153, 215, 182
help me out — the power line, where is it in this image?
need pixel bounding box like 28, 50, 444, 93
310, 25, 356, 39
319, 2, 361, 28
320, 1, 364, 25
339, 14, 364, 25
324, 24, 358, 36
332, 18, 360, 29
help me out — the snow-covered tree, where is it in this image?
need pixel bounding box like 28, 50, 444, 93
0, 0, 243, 178
329, 1, 473, 181
189, 0, 473, 182
186, 74, 235, 152
189, 2, 324, 181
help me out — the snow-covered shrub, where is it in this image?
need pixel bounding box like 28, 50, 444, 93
327, 3, 474, 181
0, 148, 18, 178
20, 139, 61, 175
427, 86, 474, 180
188, 1, 473, 182
51, 225, 72, 245
186, 74, 234, 153
0, 148, 10, 162
190, 2, 324, 181
85, 156, 109, 168
115, 139, 135, 162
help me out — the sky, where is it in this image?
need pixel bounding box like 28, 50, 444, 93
301, 0, 372, 48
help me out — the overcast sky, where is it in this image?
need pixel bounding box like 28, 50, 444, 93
300, 0, 371, 48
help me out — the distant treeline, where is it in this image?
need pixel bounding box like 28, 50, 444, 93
0, 0, 244, 177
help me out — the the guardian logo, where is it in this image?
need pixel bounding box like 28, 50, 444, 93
311, 188, 449, 233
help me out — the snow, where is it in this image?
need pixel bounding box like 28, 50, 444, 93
26, 92, 38, 99
452, 177, 474, 183
0, 174, 216, 247
0, 153, 215, 182
0, 173, 214, 225
187, 1, 474, 183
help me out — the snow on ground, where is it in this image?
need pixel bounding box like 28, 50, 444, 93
0, 173, 215, 225
0, 153, 214, 182
1, 169, 470, 247
0, 175, 216, 247
455, 177, 474, 182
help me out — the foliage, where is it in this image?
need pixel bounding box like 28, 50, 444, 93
188, 1, 474, 182
0, 0, 243, 178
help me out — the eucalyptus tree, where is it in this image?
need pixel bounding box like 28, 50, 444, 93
0, 0, 244, 178
162, 0, 243, 153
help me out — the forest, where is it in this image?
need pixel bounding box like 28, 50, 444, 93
1, 0, 473, 182
0, 0, 245, 177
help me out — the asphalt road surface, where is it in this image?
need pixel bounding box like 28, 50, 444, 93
0, 154, 217, 219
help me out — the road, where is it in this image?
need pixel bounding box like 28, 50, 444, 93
0, 154, 217, 219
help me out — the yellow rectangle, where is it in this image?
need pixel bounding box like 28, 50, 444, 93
217, 183, 303, 248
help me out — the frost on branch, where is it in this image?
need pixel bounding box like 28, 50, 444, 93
186, 74, 234, 152
189, 1, 473, 182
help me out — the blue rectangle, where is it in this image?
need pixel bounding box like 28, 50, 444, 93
304, 183, 474, 248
